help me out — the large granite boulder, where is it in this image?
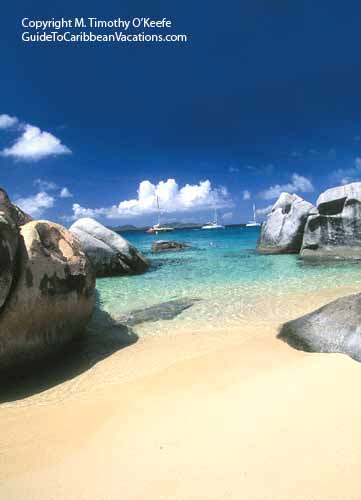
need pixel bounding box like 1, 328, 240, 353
301, 182, 361, 260
0, 188, 32, 311
0, 220, 95, 371
278, 293, 361, 362
151, 240, 191, 252
257, 192, 314, 254
0, 214, 18, 310
70, 218, 149, 277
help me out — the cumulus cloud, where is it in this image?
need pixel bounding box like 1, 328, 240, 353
256, 204, 273, 216
260, 173, 314, 200
72, 178, 233, 220
60, 187, 73, 198
34, 178, 58, 191
2, 124, 71, 161
242, 190, 251, 200
15, 191, 55, 217
0, 114, 18, 129
330, 157, 361, 185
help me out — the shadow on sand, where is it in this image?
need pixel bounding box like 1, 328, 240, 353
0, 308, 138, 404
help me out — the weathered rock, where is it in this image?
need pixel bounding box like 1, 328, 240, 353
257, 193, 314, 254
0, 220, 95, 371
0, 188, 32, 226
301, 182, 361, 261
278, 293, 361, 362
0, 213, 18, 310
115, 298, 200, 326
151, 240, 191, 253
70, 218, 149, 277
0, 187, 32, 312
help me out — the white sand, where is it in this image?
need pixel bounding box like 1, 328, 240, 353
1, 286, 361, 500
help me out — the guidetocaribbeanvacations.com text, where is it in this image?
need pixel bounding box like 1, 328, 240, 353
21, 17, 189, 43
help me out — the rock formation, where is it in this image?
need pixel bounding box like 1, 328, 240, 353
257, 192, 314, 254
301, 182, 361, 260
278, 293, 361, 362
115, 298, 200, 326
0, 188, 95, 371
0, 188, 33, 227
70, 218, 149, 277
151, 240, 191, 252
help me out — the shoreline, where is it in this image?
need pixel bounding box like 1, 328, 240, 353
1, 285, 361, 499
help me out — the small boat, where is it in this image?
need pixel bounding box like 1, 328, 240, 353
202, 209, 225, 230
146, 223, 174, 234
146, 196, 175, 234
246, 203, 261, 227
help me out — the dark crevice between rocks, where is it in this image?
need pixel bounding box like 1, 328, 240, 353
318, 197, 346, 216
0, 233, 24, 316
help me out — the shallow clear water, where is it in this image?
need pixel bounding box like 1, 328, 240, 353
97, 227, 361, 335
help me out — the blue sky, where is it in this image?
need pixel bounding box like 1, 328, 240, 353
2, 1, 361, 225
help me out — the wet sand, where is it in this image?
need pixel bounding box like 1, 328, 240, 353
1, 286, 361, 500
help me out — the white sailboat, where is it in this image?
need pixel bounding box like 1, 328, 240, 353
146, 196, 175, 234
202, 208, 225, 230
246, 203, 261, 227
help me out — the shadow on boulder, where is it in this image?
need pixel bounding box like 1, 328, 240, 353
0, 307, 138, 404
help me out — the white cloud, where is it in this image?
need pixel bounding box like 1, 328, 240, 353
0, 114, 18, 129
72, 178, 233, 220
242, 190, 251, 200
15, 191, 55, 217
331, 157, 361, 185
260, 173, 314, 200
228, 166, 240, 173
1, 119, 71, 161
256, 204, 273, 216
60, 187, 73, 198
222, 211, 233, 220
34, 178, 58, 191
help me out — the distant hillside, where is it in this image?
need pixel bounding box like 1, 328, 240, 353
109, 224, 143, 232
110, 222, 248, 233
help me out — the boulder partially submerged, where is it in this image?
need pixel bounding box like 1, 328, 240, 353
278, 293, 361, 362
115, 298, 200, 326
151, 240, 191, 253
301, 182, 361, 261
0, 219, 95, 371
257, 193, 314, 254
70, 217, 149, 277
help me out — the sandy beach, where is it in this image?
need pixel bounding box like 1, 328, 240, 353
1, 286, 361, 500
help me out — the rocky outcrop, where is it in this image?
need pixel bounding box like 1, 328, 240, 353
0, 188, 32, 226
278, 293, 361, 362
0, 189, 32, 311
301, 182, 361, 261
70, 218, 149, 277
257, 193, 314, 254
151, 240, 191, 252
0, 213, 18, 310
115, 298, 200, 326
0, 218, 95, 371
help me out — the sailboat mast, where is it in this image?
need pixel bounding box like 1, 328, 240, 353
253, 203, 256, 222
214, 207, 218, 224
156, 195, 161, 226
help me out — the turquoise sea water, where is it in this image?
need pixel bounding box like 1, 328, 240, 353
97, 227, 361, 336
